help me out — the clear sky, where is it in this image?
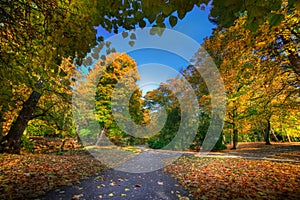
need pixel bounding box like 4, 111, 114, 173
95, 5, 216, 95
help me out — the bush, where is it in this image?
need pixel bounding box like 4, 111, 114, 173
27, 120, 62, 138
21, 135, 35, 153
79, 129, 97, 145
212, 135, 227, 151
148, 138, 169, 149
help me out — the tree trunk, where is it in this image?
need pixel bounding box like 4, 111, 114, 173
264, 119, 271, 145
271, 128, 279, 142
60, 138, 67, 151
288, 53, 300, 75
257, 131, 262, 142
231, 107, 238, 150
75, 127, 84, 148
232, 123, 238, 150
95, 127, 109, 146
0, 91, 41, 154
287, 134, 291, 143
0, 122, 3, 142
222, 134, 226, 144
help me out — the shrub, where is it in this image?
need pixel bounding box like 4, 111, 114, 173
21, 135, 35, 153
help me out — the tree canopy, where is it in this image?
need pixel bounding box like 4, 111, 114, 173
1, 0, 299, 153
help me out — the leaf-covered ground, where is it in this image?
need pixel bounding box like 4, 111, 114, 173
165, 156, 300, 200
0, 151, 107, 199
221, 142, 300, 161
1, 142, 300, 199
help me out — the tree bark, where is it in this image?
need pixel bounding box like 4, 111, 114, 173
95, 127, 108, 146
231, 107, 238, 150
257, 131, 262, 142
0, 91, 41, 154
287, 134, 291, 143
288, 52, 300, 75
75, 124, 84, 148
232, 124, 238, 150
222, 134, 226, 144
264, 119, 271, 145
271, 128, 279, 142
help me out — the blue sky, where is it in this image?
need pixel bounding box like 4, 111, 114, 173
95, 5, 216, 95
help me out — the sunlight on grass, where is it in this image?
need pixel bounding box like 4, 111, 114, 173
84, 145, 141, 168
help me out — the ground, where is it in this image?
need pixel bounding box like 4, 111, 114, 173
0, 142, 299, 199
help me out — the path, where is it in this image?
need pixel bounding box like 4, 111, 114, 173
40, 149, 193, 200
40, 142, 300, 199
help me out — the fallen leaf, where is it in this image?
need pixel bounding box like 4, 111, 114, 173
109, 181, 116, 186
71, 194, 84, 200
108, 193, 114, 197
97, 184, 105, 188
157, 181, 164, 185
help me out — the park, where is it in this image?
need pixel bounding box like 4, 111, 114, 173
1, 0, 300, 199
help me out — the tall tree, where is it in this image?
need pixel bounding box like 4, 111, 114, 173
210, 0, 300, 75
1, 0, 214, 153
205, 13, 299, 148
74, 53, 147, 146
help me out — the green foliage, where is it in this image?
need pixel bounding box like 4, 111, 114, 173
91, 53, 148, 145
145, 86, 181, 149
210, 0, 298, 31
79, 129, 97, 145
20, 135, 34, 153
26, 121, 63, 138
1, 0, 215, 153
148, 138, 169, 149
212, 135, 227, 151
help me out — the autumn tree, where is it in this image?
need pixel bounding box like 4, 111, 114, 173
0, 0, 101, 153
144, 82, 181, 149
210, 0, 300, 75
73, 53, 149, 146
205, 9, 299, 148
1, 0, 217, 153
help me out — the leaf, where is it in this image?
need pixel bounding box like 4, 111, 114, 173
163, 4, 173, 16
139, 20, 146, 28
100, 55, 106, 61
129, 41, 135, 47
169, 16, 178, 27
122, 32, 129, 38
109, 181, 116, 186
130, 33, 136, 40
94, 176, 102, 181
97, 184, 105, 188
268, 13, 284, 27
71, 194, 84, 200
157, 181, 164, 185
